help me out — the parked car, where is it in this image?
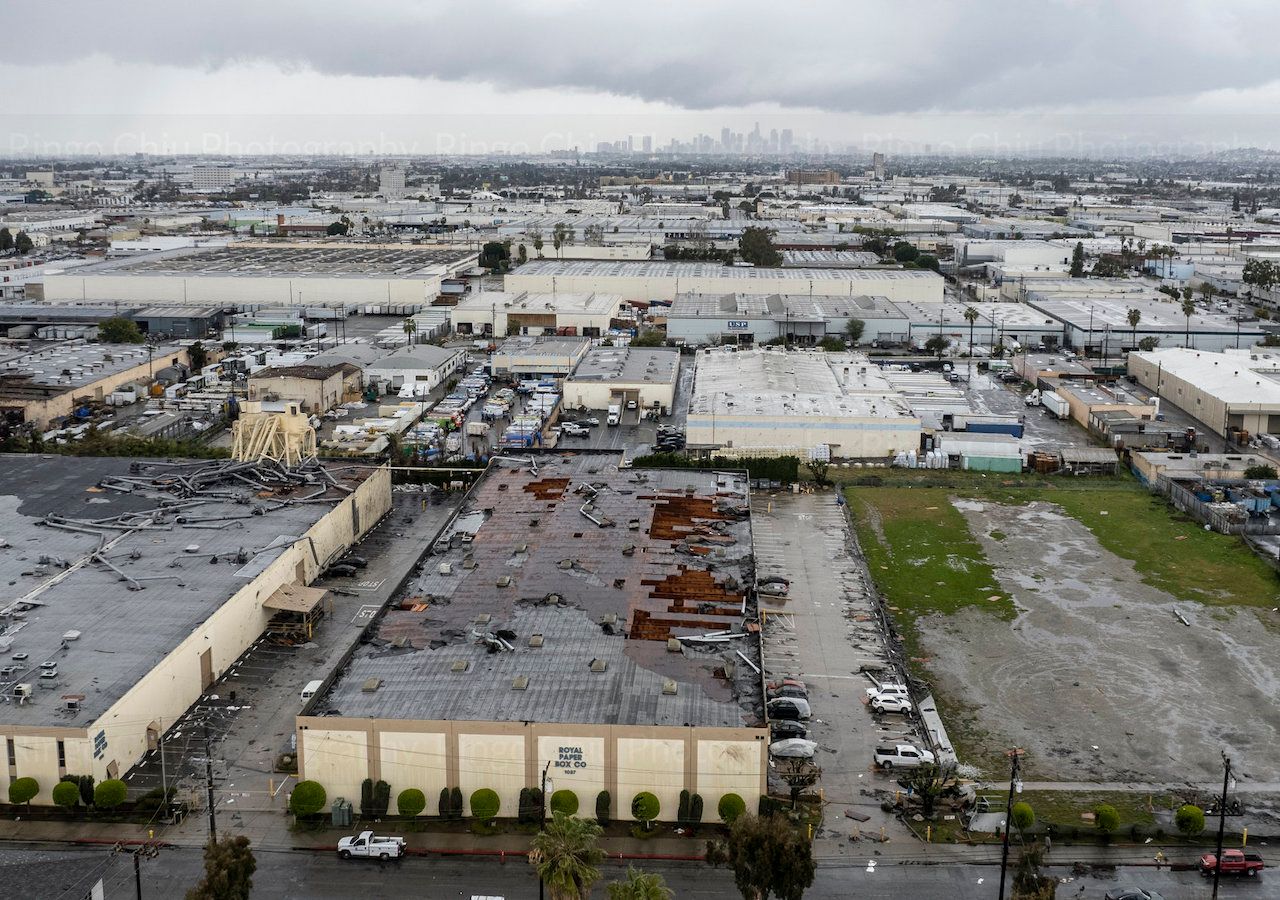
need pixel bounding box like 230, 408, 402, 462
870, 695, 913, 715
865, 683, 910, 703
560, 423, 589, 437
626, 399, 638, 410
767, 697, 811, 720
340, 555, 368, 569
1199, 849, 1264, 877
337, 831, 407, 860
768, 683, 808, 700
873, 744, 935, 769
324, 563, 359, 578
769, 738, 817, 759
1104, 890, 1165, 900
770, 721, 808, 742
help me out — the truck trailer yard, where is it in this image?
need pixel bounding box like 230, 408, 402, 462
846, 475, 1280, 796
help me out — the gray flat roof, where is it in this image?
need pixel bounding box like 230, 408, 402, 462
0, 456, 370, 727
66, 246, 476, 279
567, 347, 679, 386
317, 455, 762, 727
669, 293, 904, 321
493, 336, 592, 359
511, 260, 944, 282
0, 342, 188, 392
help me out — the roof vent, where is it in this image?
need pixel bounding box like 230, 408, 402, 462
450, 660, 470, 673
590, 658, 608, 673
361, 678, 382, 693
475, 613, 491, 626
512, 675, 529, 691
528, 634, 544, 648
661, 679, 678, 696
666, 638, 682, 653
496, 575, 512, 588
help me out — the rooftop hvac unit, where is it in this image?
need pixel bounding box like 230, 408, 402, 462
661, 679, 678, 696
13, 683, 31, 699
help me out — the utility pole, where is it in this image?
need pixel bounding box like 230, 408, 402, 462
1211, 751, 1232, 900
996, 748, 1024, 900
133, 849, 142, 900
538, 760, 551, 900
203, 721, 217, 844
157, 718, 167, 818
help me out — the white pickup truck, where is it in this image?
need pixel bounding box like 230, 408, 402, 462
337, 830, 407, 860
873, 744, 935, 770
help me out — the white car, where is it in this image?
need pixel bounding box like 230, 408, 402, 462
865, 682, 909, 702
769, 738, 818, 759
626, 399, 638, 410
874, 744, 935, 770
560, 423, 589, 437
337, 831, 407, 860
870, 695, 913, 715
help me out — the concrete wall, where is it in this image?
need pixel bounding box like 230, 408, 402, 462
296, 718, 766, 823
44, 274, 445, 306
1128, 354, 1280, 437
248, 370, 346, 413
504, 271, 943, 304
562, 380, 675, 411
0, 466, 392, 804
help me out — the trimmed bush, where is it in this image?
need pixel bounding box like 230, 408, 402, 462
373, 780, 391, 818
289, 780, 327, 817
52, 781, 80, 809
1011, 801, 1035, 831
449, 787, 463, 820
631, 791, 660, 825
1175, 804, 1205, 837
8, 777, 38, 806
718, 793, 746, 824
678, 789, 691, 824
360, 778, 374, 818
75, 775, 95, 807
596, 790, 611, 826
550, 789, 579, 817
470, 788, 500, 821
397, 788, 426, 818
518, 787, 542, 824
1093, 803, 1120, 835
439, 788, 452, 820
689, 793, 704, 826
94, 779, 128, 810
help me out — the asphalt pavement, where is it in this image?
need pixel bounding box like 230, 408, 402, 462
0, 844, 1227, 900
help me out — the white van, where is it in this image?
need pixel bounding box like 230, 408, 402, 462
300, 680, 323, 703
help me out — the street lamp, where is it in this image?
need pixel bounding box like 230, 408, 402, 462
996, 748, 1025, 900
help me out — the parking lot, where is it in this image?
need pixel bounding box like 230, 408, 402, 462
752, 490, 922, 852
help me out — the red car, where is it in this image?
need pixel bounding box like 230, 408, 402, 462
1199, 849, 1264, 877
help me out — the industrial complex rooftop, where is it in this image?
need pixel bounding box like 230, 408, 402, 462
456, 290, 625, 316
0, 341, 186, 394
0, 456, 372, 726
510, 259, 945, 284
64, 246, 477, 279
1130, 347, 1280, 403
669, 292, 904, 323
566, 346, 679, 385
316, 455, 762, 727
781, 250, 882, 268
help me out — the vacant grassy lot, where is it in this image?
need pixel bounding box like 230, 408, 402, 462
847, 476, 1278, 615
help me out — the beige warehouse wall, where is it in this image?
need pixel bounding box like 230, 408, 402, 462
537, 734, 606, 815
5, 731, 91, 804
697, 739, 765, 817
301, 729, 370, 805
44, 275, 442, 306
685, 414, 920, 459
457, 732, 526, 818
379, 731, 448, 815
616, 737, 685, 822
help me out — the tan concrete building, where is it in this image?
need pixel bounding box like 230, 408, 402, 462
0, 456, 390, 803
298, 456, 767, 823
1128, 348, 1280, 439
248, 362, 359, 413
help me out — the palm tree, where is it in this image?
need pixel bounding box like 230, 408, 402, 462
1181, 297, 1195, 348
529, 813, 604, 900
1126, 308, 1141, 351
606, 868, 673, 900
402, 317, 417, 344
963, 306, 979, 384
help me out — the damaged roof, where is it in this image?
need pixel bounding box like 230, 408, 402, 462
319, 454, 763, 727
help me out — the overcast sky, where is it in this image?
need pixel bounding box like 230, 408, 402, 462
4, 0, 1279, 157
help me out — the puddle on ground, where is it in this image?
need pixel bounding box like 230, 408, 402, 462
916, 500, 1280, 783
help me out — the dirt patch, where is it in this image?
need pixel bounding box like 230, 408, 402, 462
918, 500, 1280, 783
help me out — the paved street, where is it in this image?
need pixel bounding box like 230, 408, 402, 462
0, 845, 1226, 900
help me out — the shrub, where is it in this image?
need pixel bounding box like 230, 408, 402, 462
470, 789, 500, 821
290, 780, 327, 817
8, 777, 39, 806
450, 787, 463, 820
397, 788, 426, 818
550, 789, 579, 817
1175, 804, 1205, 836
373, 780, 391, 818
677, 789, 691, 824
596, 790, 611, 826
758, 796, 782, 817
689, 793, 704, 826
1011, 801, 1035, 831
439, 788, 452, 819
74, 775, 95, 807
360, 778, 374, 818
631, 791, 660, 825
94, 779, 128, 810
52, 781, 80, 809
518, 787, 543, 824
1093, 803, 1120, 835
718, 793, 746, 824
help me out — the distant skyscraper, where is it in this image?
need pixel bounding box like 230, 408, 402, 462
781, 129, 794, 154
720, 127, 732, 153
872, 152, 886, 180
642, 135, 652, 154
378, 164, 406, 199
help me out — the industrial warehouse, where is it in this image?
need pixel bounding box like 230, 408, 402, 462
0, 455, 390, 804
297, 455, 767, 824
40, 246, 479, 307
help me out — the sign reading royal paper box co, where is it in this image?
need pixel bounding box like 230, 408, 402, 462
538, 736, 605, 784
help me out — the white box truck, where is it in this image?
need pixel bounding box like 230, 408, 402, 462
607, 403, 621, 426
1041, 391, 1070, 419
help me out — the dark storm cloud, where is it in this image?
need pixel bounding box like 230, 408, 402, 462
12, 0, 1279, 113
